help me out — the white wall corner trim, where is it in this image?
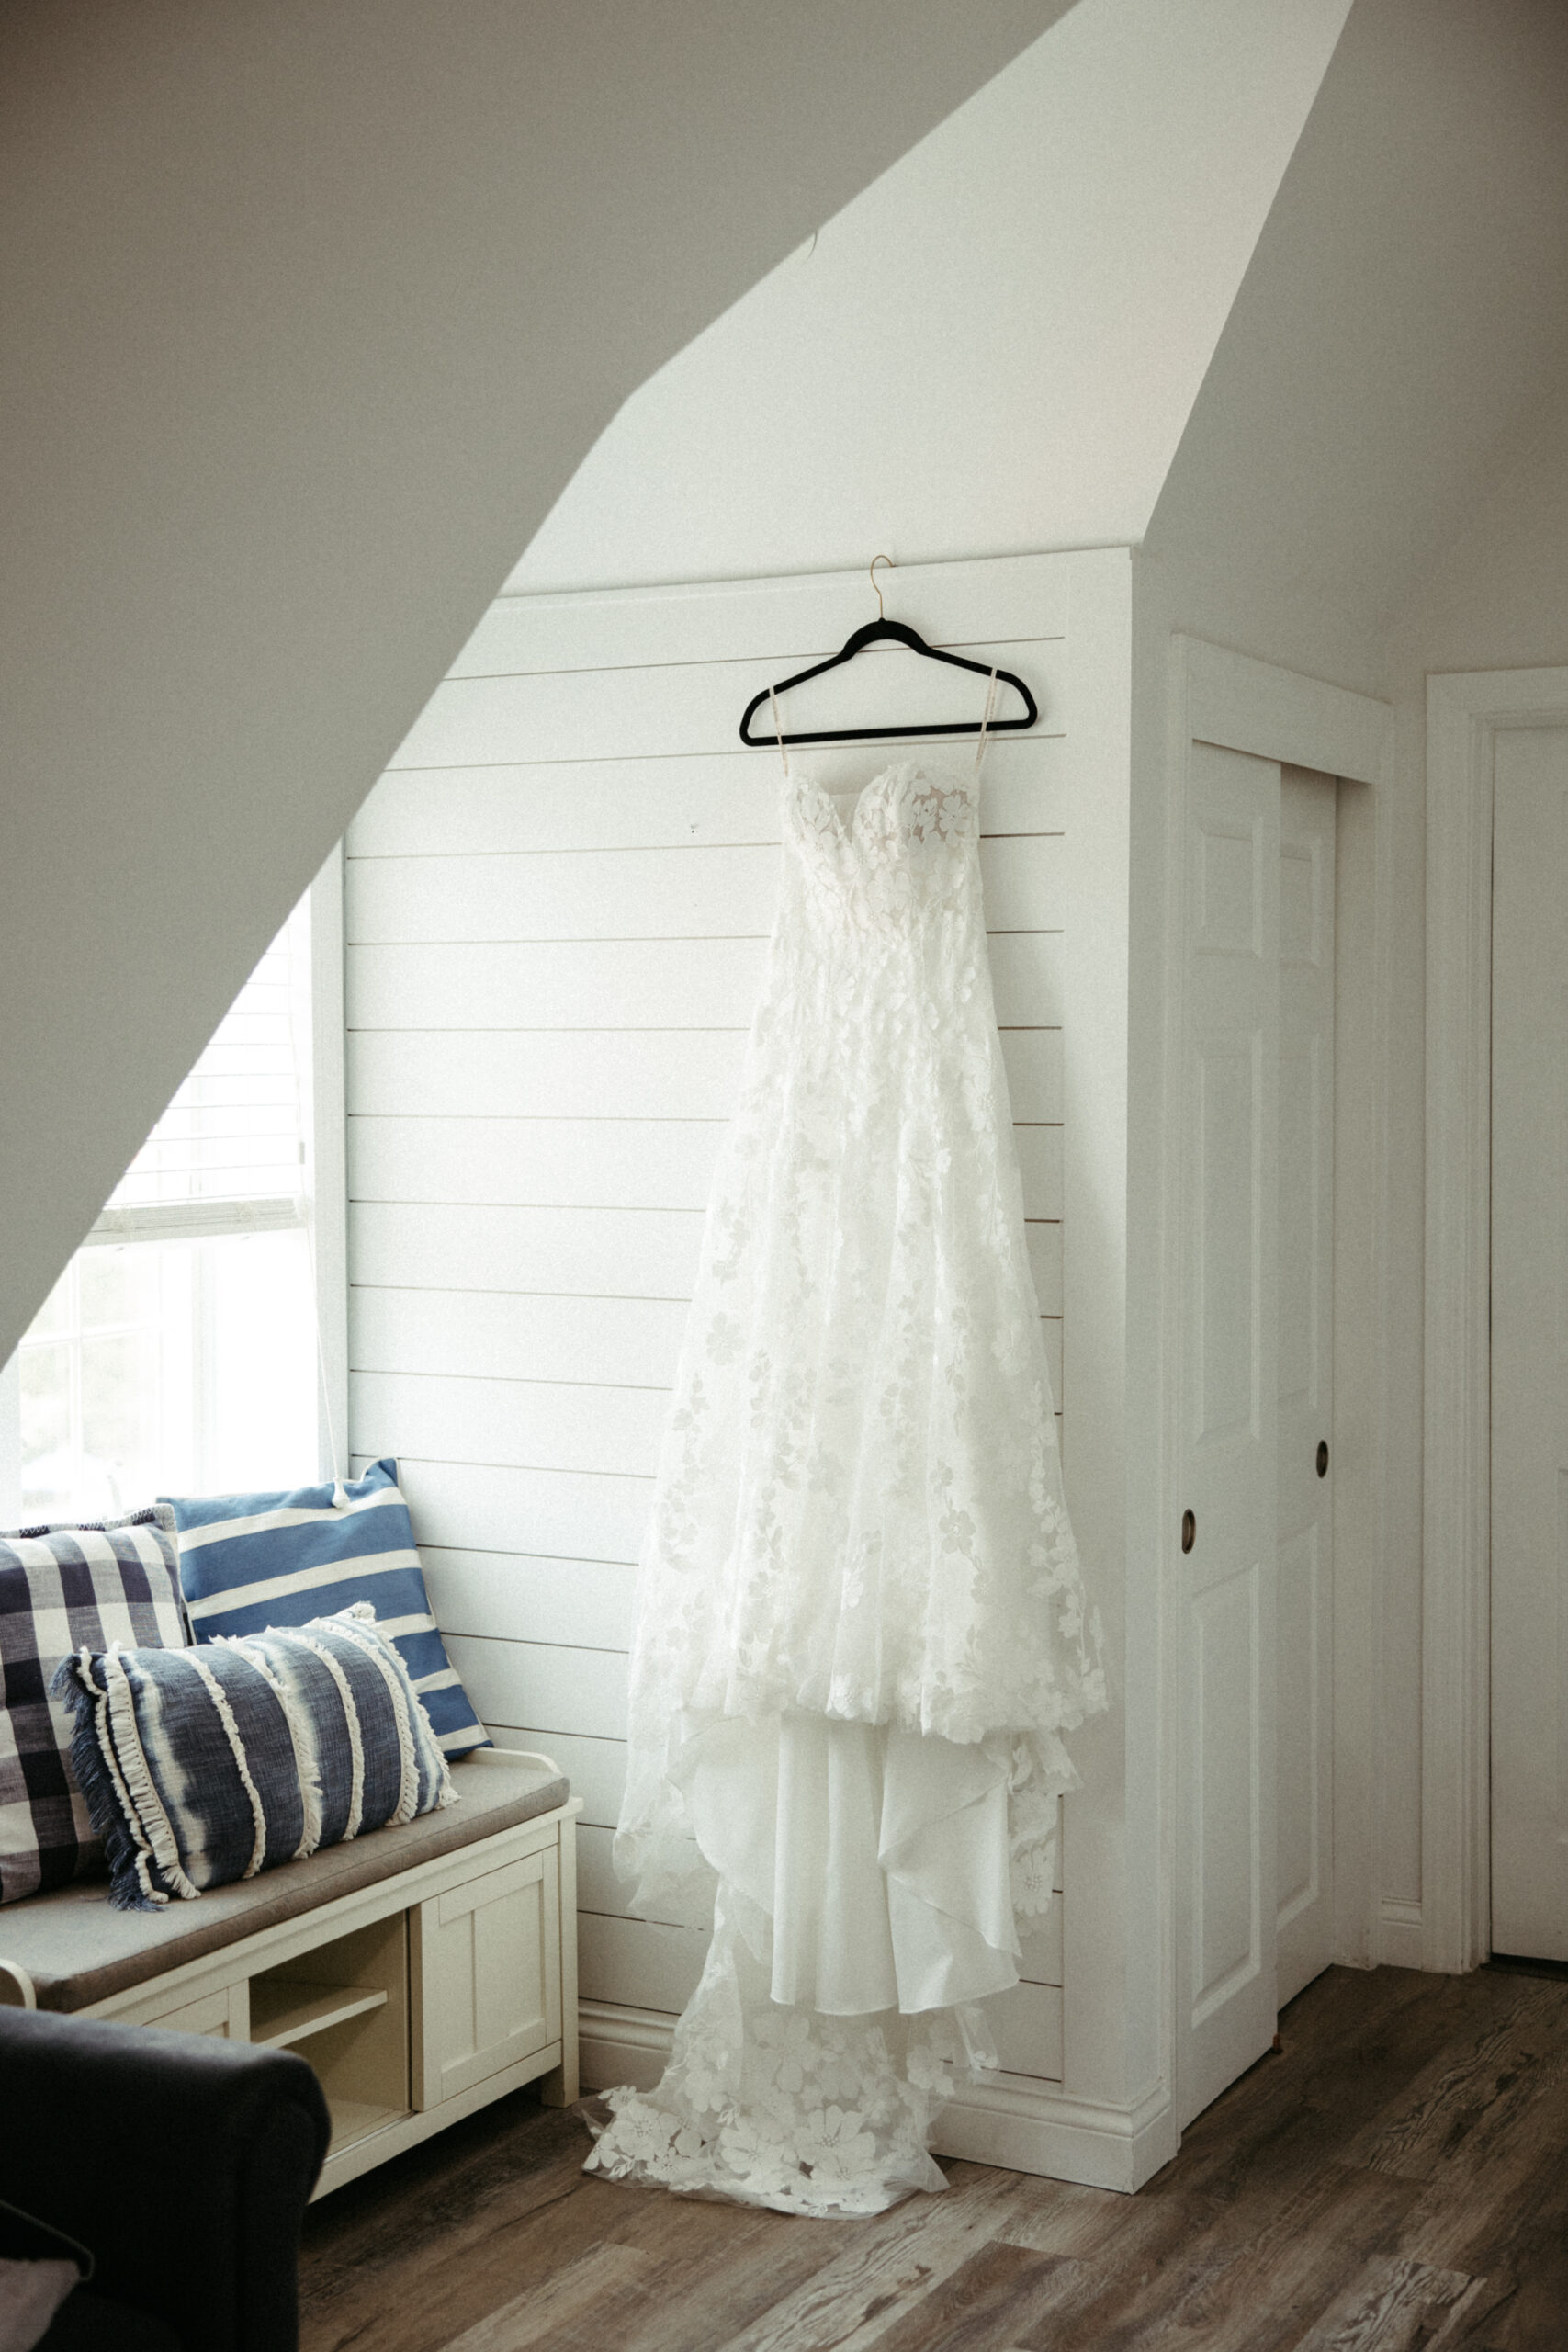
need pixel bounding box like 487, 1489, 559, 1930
1423, 664, 1568, 1975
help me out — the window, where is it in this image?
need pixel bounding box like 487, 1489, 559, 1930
0, 860, 345, 1524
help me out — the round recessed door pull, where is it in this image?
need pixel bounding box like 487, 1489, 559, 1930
1180, 1509, 1196, 1555
1316, 1441, 1329, 1478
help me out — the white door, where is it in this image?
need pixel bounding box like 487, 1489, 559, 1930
1175, 741, 1339, 2122
1490, 722, 1568, 1959
1276, 768, 1336, 2005
1176, 738, 1280, 2128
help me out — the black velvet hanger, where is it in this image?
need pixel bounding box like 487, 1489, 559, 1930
739, 559, 1038, 749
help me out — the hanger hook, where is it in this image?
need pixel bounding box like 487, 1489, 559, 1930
870, 553, 893, 620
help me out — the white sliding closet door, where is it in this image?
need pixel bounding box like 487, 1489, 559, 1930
1174, 738, 1339, 2122
1175, 738, 1281, 2129
1168, 639, 1384, 2132
1491, 722, 1568, 1961
1276, 767, 1335, 2006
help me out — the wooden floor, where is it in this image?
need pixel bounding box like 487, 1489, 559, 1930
299, 1964, 1568, 2351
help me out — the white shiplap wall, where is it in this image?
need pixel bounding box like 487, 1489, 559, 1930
346, 554, 1076, 2088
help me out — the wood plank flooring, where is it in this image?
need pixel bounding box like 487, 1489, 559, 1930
298, 1965, 1568, 2352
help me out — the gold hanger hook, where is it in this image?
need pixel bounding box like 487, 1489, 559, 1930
870, 553, 893, 620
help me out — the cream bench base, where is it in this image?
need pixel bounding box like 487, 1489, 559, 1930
0, 1749, 581, 2199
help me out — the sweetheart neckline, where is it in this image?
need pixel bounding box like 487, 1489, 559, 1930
786, 761, 977, 850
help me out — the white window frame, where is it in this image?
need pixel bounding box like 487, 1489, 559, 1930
0, 848, 348, 1521
306, 842, 350, 1488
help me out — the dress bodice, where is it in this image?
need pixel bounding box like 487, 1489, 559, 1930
782, 763, 982, 935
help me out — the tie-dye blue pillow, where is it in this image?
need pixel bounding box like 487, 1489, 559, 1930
53, 1603, 453, 1910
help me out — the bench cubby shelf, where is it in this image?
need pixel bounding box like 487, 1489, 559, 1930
0, 1749, 581, 2199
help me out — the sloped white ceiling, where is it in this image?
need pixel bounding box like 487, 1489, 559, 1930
1146, 0, 1568, 678
509, 0, 1353, 590
0, 0, 1074, 1358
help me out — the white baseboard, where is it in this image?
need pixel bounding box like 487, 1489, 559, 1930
1376, 1898, 1426, 1970
578, 1999, 1175, 2193
932, 2076, 1174, 2192
580, 1998, 675, 2097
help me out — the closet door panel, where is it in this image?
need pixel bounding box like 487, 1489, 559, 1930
1175, 739, 1280, 2129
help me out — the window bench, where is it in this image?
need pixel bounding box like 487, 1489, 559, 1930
0, 1749, 581, 2198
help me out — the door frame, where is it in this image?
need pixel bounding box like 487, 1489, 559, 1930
1161, 638, 1393, 2122
1423, 664, 1568, 1973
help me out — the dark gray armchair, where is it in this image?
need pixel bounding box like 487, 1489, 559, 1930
0, 2005, 330, 2350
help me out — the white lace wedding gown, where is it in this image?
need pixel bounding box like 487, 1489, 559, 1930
584, 754, 1106, 2218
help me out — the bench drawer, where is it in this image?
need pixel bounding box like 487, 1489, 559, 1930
411, 1848, 560, 2109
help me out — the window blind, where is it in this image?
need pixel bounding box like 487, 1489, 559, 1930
87, 901, 310, 1245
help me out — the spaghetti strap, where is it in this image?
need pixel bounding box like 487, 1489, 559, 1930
973, 667, 999, 778
768, 684, 790, 778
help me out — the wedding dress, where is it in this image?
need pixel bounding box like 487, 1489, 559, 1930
585, 720, 1106, 2218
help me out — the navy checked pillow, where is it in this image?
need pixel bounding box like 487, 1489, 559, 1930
0, 1505, 188, 1906
162, 1459, 487, 1757
53, 1603, 454, 1909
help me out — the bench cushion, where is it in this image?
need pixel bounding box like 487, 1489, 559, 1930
0, 1751, 569, 2013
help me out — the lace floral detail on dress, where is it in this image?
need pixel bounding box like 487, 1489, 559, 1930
595, 760, 1108, 2216
616, 763, 1106, 1923
583, 1892, 997, 2219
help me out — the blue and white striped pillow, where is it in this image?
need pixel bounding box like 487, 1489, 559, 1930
162, 1461, 487, 1758
53, 1604, 454, 1909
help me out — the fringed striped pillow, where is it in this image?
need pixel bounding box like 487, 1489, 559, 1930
52, 1603, 454, 1910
